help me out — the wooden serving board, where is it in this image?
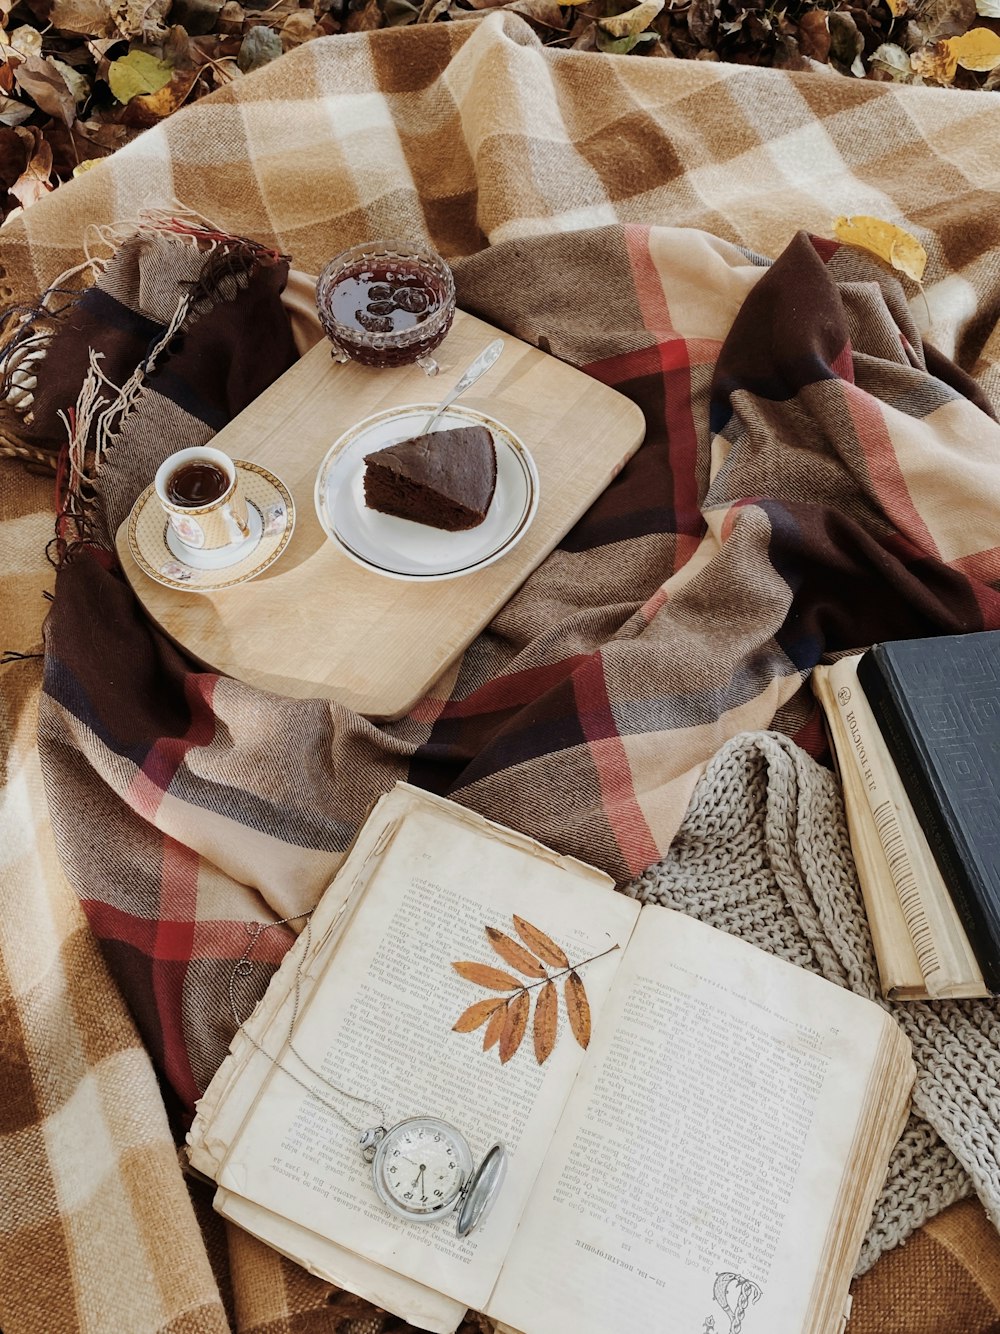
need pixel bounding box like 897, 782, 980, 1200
117, 310, 646, 719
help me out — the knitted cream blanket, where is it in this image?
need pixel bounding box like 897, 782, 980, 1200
627, 730, 1000, 1275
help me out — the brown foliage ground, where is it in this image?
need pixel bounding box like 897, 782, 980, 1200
1, 0, 997, 221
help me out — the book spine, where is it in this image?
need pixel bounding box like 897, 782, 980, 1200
858, 650, 1000, 994
828, 672, 942, 987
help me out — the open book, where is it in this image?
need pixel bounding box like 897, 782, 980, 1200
812, 656, 988, 1000
188, 783, 914, 1334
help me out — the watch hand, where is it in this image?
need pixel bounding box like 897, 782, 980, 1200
417, 1166, 427, 1202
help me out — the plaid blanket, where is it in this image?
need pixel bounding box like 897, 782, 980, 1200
4, 12, 1000, 1333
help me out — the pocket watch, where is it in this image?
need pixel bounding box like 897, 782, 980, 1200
231, 915, 507, 1237
361, 1117, 507, 1237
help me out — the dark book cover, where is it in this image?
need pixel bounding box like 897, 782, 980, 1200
857, 631, 1000, 994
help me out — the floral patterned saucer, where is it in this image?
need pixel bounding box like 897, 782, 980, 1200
124, 459, 295, 593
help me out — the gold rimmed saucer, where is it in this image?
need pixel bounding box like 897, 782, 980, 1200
123, 459, 295, 593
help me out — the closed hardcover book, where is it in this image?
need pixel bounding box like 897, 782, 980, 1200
857, 632, 1000, 993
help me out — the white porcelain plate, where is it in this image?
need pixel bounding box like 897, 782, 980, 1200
314, 404, 539, 581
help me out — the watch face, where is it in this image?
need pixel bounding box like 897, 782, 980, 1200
372, 1117, 473, 1221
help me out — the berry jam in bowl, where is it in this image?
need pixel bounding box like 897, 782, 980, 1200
315, 240, 456, 376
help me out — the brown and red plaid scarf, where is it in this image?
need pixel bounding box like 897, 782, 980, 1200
9, 216, 1000, 1133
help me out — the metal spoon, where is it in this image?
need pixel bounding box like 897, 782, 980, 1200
420, 338, 504, 434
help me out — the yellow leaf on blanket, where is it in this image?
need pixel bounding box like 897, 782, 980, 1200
945, 27, 1000, 70
833, 215, 927, 284
598, 0, 664, 38
884, 0, 908, 14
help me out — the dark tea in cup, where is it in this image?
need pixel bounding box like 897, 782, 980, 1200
166, 460, 230, 508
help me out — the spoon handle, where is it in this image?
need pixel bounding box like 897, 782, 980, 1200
421, 338, 504, 434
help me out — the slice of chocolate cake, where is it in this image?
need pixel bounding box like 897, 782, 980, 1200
363, 425, 497, 531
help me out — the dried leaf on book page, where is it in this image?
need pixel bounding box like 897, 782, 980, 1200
452, 997, 508, 1032
483, 1001, 508, 1051
451, 960, 521, 990
532, 980, 557, 1064
485, 926, 548, 978
499, 989, 530, 1063
564, 970, 591, 1050
512, 914, 569, 969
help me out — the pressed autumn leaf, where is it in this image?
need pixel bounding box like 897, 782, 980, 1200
485, 926, 548, 979
512, 915, 569, 969
564, 970, 591, 1050
451, 960, 521, 990
945, 26, 1000, 68
453, 996, 508, 1033
499, 989, 530, 1064
483, 1001, 508, 1051
533, 980, 557, 1064
833, 215, 927, 283
108, 50, 174, 104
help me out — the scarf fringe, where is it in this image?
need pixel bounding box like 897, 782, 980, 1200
30, 205, 287, 566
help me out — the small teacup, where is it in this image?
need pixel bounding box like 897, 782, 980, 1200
154, 446, 251, 553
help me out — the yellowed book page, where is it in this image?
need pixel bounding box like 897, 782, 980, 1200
214, 796, 639, 1313
820, 657, 986, 998
487, 907, 898, 1334
215, 1189, 468, 1334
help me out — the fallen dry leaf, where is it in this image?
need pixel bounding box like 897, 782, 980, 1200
451, 960, 521, 990
945, 25, 1000, 68
121, 67, 200, 127
453, 996, 508, 1033
7, 24, 43, 57
13, 56, 78, 126
868, 41, 914, 81
532, 979, 557, 1064
598, 0, 663, 38
910, 38, 959, 81
8, 128, 53, 210
512, 915, 568, 969
499, 989, 530, 1063
108, 48, 174, 104
797, 9, 830, 62
485, 926, 548, 979
0, 96, 32, 127
51, 0, 120, 36
564, 970, 591, 1050
833, 214, 928, 283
